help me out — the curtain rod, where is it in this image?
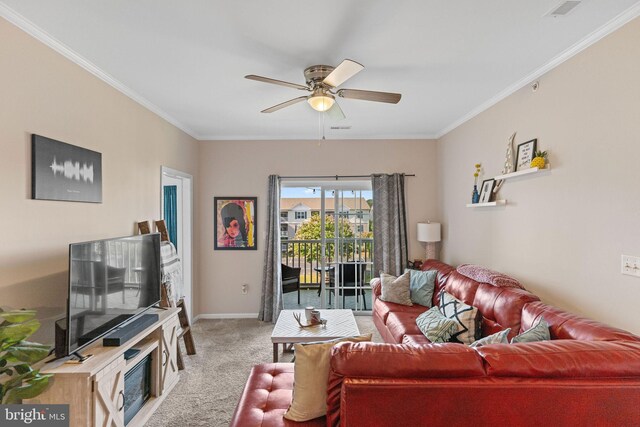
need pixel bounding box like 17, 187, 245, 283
279, 174, 415, 179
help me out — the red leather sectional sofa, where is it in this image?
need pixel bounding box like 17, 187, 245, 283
231, 260, 640, 426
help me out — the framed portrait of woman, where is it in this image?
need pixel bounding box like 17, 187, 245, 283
214, 197, 257, 250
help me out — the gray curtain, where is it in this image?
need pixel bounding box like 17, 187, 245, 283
259, 175, 282, 323
372, 173, 408, 277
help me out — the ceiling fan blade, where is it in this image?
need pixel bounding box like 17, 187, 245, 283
338, 89, 401, 104
245, 75, 310, 91
261, 96, 308, 113
322, 59, 364, 88
325, 101, 346, 120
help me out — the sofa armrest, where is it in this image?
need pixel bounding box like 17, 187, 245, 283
370, 278, 381, 297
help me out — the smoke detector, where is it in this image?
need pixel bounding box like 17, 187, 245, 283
545, 1, 581, 17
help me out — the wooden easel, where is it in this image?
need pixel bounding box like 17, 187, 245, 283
139, 220, 196, 370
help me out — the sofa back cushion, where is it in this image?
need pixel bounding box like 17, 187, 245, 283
420, 259, 455, 306
475, 340, 640, 377
442, 271, 540, 341
521, 301, 640, 341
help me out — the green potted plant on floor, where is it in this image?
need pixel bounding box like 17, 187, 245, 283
0, 309, 53, 403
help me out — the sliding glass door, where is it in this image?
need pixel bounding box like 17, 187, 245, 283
280, 180, 373, 313
320, 187, 372, 312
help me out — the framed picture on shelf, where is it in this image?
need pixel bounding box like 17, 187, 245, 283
214, 197, 257, 250
515, 139, 537, 171
479, 179, 496, 203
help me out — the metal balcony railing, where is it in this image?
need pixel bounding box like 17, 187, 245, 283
280, 238, 374, 286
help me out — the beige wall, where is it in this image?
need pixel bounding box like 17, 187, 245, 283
197, 139, 438, 316
0, 18, 199, 343
437, 17, 640, 334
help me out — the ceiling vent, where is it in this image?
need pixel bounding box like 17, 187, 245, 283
545, 1, 581, 17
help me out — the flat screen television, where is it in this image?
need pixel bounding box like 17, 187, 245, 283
66, 233, 161, 356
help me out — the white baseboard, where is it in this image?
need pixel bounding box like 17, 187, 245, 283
193, 313, 259, 322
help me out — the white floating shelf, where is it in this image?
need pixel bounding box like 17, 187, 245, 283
494, 165, 550, 180
466, 200, 507, 208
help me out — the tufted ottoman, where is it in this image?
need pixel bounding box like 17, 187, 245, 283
230, 363, 326, 427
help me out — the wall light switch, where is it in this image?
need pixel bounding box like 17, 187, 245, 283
621, 255, 640, 277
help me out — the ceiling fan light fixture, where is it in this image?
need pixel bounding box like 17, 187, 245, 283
307, 93, 335, 112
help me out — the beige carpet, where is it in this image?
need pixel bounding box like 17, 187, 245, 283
146, 314, 382, 427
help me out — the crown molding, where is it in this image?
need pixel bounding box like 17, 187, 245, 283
436, 3, 640, 139
198, 133, 440, 141
0, 4, 199, 140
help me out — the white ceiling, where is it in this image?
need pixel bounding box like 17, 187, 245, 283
2, 1, 639, 140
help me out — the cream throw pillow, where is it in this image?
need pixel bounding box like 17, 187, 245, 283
380, 272, 413, 306
283, 334, 372, 422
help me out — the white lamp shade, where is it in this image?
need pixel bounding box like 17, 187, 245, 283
417, 222, 441, 242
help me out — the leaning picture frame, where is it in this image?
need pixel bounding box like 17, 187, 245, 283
214, 197, 257, 250
514, 139, 537, 171
479, 178, 496, 203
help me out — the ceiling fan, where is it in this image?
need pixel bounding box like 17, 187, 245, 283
245, 59, 401, 119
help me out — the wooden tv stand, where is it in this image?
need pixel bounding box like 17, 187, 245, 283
28, 308, 181, 427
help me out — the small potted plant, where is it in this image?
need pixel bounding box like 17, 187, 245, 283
0, 309, 53, 403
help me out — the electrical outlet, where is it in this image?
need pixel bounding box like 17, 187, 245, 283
241, 283, 248, 294
621, 255, 640, 277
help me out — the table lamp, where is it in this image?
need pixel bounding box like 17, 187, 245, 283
417, 222, 441, 260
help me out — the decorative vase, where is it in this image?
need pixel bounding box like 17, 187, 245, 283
472, 185, 480, 203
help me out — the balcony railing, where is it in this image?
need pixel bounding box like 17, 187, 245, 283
281, 238, 373, 286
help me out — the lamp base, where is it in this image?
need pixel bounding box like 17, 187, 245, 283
425, 242, 438, 260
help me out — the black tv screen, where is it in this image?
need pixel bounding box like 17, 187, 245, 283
67, 233, 161, 354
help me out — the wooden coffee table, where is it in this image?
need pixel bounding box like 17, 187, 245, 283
271, 309, 360, 362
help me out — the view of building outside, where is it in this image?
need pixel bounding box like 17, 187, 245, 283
280, 187, 373, 287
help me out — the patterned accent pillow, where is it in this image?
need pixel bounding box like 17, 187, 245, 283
416, 307, 459, 343
438, 291, 481, 345
406, 269, 437, 307
469, 328, 511, 348
380, 272, 413, 306
511, 317, 550, 343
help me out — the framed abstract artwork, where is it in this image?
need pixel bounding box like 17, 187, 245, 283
214, 197, 257, 250
31, 134, 102, 203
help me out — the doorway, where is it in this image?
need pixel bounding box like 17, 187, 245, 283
161, 166, 193, 320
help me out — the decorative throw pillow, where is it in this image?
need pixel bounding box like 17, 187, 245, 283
283, 334, 372, 422
469, 328, 511, 348
511, 317, 550, 344
406, 269, 437, 307
379, 272, 412, 306
416, 307, 459, 343
438, 291, 481, 345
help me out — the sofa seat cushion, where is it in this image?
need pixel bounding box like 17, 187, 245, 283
373, 297, 427, 324
385, 312, 424, 343
521, 301, 640, 342
230, 363, 325, 427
